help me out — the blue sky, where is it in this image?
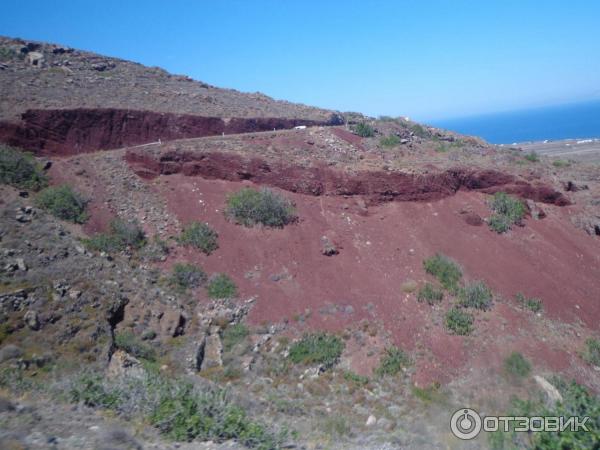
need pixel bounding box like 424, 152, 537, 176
1, 1, 599, 121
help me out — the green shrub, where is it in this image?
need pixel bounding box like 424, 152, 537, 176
583, 338, 600, 366
552, 159, 571, 168
0, 145, 47, 191
288, 332, 344, 369
35, 185, 88, 223
445, 308, 474, 335
458, 281, 493, 310
503, 352, 531, 378
379, 135, 401, 147
354, 122, 375, 137
490, 380, 600, 449
423, 254, 462, 292
524, 151, 539, 162
515, 292, 543, 313
488, 192, 526, 233
206, 274, 237, 299
170, 263, 207, 291
70, 374, 121, 409
225, 188, 296, 228
179, 222, 219, 255
375, 346, 411, 377
488, 213, 511, 233
343, 371, 369, 387
490, 192, 526, 223
222, 323, 249, 352
410, 123, 428, 138
417, 283, 444, 305
84, 218, 146, 252
115, 331, 157, 361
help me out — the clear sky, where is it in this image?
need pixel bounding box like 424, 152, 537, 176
1, 1, 599, 121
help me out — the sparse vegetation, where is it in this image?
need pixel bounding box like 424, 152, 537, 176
84, 218, 146, 252
379, 134, 401, 147
70, 371, 283, 448
169, 263, 207, 292
288, 332, 344, 369
524, 151, 539, 162
375, 346, 411, 377
552, 159, 571, 168
445, 308, 474, 335
583, 338, 600, 367
503, 352, 531, 378
0, 145, 48, 191
423, 254, 462, 292
225, 187, 296, 228
115, 331, 157, 361
206, 274, 238, 299
353, 122, 375, 137
412, 382, 444, 404
488, 192, 526, 233
489, 380, 600, 449
417, 282, 444, 305
458, 281, 493, 310
35, 185, 88, 223
410, 123, 428, 138
515, 292, 543, 313
178, 222, 219, 255
222, 323, 249, 352
343, 371, 369, 387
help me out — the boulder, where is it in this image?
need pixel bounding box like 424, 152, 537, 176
26, 51, 44, 67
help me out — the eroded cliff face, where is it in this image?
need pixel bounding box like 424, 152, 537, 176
0, 108, 343, 155
125, 148, 570, 206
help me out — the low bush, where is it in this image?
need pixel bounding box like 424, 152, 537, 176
170, 263, 207, 291
0, 145, 47, 191
503, 352, 531, 378
206, 274, 237, 299
410, 123, 429, 138
35, 185, 88, 223
222, 323, 249, 352
515, 292, 543, 313
379, 135, 401, 147
488, 192, 526, 233
423, 254, 462, 292
70, 374, 121, 408
489, 380, 600, 449
488, 213, 511, 233
115, 331, 157, 361
445, 308, 474, 335
458, 281, 493, 310
225, 188, 296, 228
178, 222, 219, 255
524, 151, 539, 162
84, 219, 146, 252
375, 346, 411, 377
69, 371, 283, 448
417, 283, 444, 305
343, 371, 369, 387
354, 122, 375, 137
288, 332, 344, 369
583, 338, 600, 366
552, 159, 571, 168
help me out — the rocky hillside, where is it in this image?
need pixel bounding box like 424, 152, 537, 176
1, 37, 600, 450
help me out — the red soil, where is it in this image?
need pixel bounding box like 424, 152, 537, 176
148, 173, 599, 385
126, 148, 571, 206
0, 108, 338, 156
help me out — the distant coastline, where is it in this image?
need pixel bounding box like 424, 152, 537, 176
430, 100, 600, 145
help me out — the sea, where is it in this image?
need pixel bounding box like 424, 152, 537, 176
429, 100, 600, 145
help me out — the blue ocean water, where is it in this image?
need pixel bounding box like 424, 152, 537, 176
430, 100, 600, 144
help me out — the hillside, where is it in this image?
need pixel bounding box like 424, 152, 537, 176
1, 37, 600, 450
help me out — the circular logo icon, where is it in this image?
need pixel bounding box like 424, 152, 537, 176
450, 408, 482, 440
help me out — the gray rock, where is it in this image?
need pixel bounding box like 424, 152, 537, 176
24, 310, 40, 330
0, 344, 23, 362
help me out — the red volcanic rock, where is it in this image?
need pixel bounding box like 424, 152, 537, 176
0, 108, 339, 156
